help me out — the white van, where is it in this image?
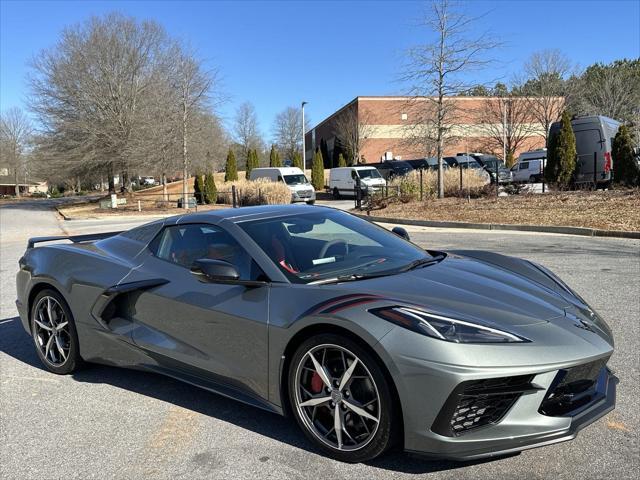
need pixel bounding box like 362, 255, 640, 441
329, 166, 387, 199
512, 149, 547, 183
249, 167, 316, 204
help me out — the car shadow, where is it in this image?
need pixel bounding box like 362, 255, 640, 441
0, 314, 507, 473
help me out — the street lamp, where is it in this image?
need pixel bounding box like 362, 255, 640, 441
301, 101, 308, 170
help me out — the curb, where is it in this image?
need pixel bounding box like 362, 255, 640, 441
354, 214, 640, 240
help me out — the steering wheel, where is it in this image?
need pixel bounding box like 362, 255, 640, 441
319, 239, 349, 259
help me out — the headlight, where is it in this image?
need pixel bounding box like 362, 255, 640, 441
369, 306, 528, 343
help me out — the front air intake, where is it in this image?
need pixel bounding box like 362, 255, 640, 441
432, 375, 537, 436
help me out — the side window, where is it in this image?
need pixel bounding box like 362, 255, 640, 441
149, 224, 263, 280
519, 162, 529, 170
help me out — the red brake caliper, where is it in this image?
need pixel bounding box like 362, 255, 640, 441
310, 371, 324, 393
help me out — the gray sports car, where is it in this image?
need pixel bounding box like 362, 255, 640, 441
16, 204, 616, 463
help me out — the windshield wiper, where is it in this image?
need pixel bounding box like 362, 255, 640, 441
399, 254, 446, 272
309, 272, 392, 285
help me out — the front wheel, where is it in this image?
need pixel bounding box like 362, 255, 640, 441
288, 334, 398, 462
30, 289, 82, 374
332, 187, 341, 200
307, 200, 316, 205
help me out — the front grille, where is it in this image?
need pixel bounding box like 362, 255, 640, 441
539, 358, 609, 416
432, 375, 536, 437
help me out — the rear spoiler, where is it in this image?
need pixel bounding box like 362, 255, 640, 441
27, 231, 123, 249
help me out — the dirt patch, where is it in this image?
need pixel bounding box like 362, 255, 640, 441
365, 189, 640, 232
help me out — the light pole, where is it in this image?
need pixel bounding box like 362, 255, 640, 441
301, 101, 308, 170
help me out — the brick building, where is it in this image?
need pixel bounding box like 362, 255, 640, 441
305, 96, 556, 165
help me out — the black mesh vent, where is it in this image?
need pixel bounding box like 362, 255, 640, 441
539, 358, 608, 416
432, 375, 536, 437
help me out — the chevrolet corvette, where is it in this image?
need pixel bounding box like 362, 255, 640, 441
16, 204, 616, 462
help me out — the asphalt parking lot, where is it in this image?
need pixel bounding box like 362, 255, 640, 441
1, 200, 638, 479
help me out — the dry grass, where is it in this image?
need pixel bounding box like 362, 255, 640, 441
217, 178, 292, 205
387, 169, 488, 200
373, 189, 640, 232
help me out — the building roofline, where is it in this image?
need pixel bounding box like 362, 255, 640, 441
307, 95, 564, 134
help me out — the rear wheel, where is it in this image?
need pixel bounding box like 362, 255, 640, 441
529, 175, 537, 183
332, 187, 341, 200
288, 334, 397, 462
31, 289, 81, 374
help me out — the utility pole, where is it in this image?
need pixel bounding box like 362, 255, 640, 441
500, 99, 506, 198
301, 101, 308, 170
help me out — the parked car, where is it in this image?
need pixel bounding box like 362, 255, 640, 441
369, 160, 414, 180
329, 166, 386, 199
548, 115, 620, 187
17, 204, 617, 462
141, 176, 156, 186
406, 157, 448, 171
512, 150, 547, 183
468, 154, 512, 184
249, 167, 315, 204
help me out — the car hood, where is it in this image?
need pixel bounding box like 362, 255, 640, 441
333, 252, 578, 329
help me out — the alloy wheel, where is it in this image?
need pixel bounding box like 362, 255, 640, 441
33, 296, 71, 366
294, 344, 381, 451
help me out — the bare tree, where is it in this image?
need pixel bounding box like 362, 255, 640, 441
520, 49, 571, 141
273, 106, 308, 161
0, 107, 33, 196
477, 90, 536, 166
570, 59, 640, 123
332, 106, 374, 165
171, 47, 214, 208
28, 13, 169, 192
402, 0, 500, 197
233, 101, 262, 160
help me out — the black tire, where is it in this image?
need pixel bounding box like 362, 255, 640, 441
332, 187, 341, 200
288, 333, 398, 463
307, 200, 316, 205
30, 289, 82, 374
529, 175, 537, 183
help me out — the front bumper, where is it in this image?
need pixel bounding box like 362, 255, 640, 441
409, 369, 617, 461
291, 190, 316, 202
376, 324, 616, 461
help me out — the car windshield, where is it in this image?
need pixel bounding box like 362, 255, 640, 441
238, 210, 432, 283
283, 174, 309, 185
357, 169, 382, 179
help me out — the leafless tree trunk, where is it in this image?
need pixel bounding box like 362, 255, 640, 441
273, 106, 309, 161
521, 49, 571, 141
402, 0, 500, 198
173, 51, 213, 209
233, 102, 262, 161
0, 107, 33, 197
332, 106, 374, 165
477, 93, 536, 165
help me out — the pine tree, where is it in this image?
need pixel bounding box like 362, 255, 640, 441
338, 153, 347, 167
292, 151, 303, 170
546, 111, 576, 187
204, 172, 217, 204
612, 125, 639, 186
311, 149, 324, 191
269, 145, 281, 167
193, 173, 204, 204
224, 149, 238, 182
245, 149, 260, 179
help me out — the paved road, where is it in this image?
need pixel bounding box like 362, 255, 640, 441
1, 200, 639, 480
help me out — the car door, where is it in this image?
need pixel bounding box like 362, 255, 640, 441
129, 223, 270, 401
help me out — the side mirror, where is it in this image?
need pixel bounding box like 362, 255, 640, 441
391, 226, 410, 241
191, 258, 240, 282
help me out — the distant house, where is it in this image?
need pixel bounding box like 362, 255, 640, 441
0, 176, 48, 196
